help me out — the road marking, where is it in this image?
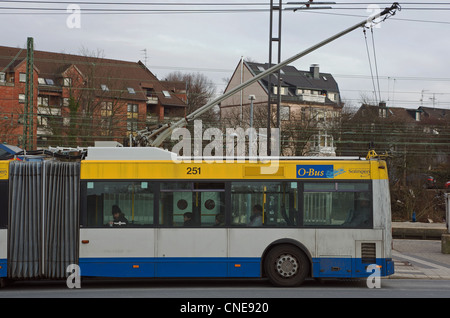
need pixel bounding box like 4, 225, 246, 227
392, 251, 449, 270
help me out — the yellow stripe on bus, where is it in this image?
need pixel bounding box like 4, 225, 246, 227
0, 161, 9, 180
80, 160, 389, 180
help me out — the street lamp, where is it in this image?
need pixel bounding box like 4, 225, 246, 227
249, 95, 256, 156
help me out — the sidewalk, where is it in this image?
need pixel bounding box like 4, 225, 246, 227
390, 222, 450, 279
392, 221, 447, 240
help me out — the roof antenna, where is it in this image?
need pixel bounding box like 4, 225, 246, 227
141, 48, 148, 67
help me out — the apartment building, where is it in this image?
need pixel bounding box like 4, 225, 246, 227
0, 45, 186, 148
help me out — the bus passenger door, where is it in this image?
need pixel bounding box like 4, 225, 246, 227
157, 183, 228, 277
79, 181, 156, 278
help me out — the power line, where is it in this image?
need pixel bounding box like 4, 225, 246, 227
3, 1, 450, 5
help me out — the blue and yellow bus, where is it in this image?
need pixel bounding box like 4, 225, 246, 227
0, 147, 394, 287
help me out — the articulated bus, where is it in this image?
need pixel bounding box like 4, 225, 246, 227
0, 147, 394, 287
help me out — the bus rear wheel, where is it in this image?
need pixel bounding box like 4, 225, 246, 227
264, 245, 309, 287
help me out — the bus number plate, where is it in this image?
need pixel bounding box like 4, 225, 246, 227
186, 167, 201, 175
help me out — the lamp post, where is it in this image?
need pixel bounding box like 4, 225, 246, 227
249, 95, 255, 156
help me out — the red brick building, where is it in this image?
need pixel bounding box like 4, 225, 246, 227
0, 45, 187, 148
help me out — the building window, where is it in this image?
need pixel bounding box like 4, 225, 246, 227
101, 84, 109, 92
38, 78, 46, 85
63, 77, 72, 87
19, 73, 26, 82
162, 90, 171, 98
127, 87, 136, 94
0, 72, 5, 82
19, 94, 25, 103
127, 103, 138, 119
280, 106, 290, 121
101, 102, 113, 117
38, 96, 49, 106
37, 115, 48, 127
127, 103, 138, 131
273, 86, 287, 95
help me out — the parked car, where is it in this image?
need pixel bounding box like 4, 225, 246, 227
445, 181, 450, 189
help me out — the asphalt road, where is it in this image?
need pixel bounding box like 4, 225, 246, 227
1, 275, 450, 298
1, 239, 449, 302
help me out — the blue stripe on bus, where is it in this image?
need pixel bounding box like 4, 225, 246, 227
312, 257, 394, 278
78, 257, 394, 279
0, 259, 6, 277
79, 257, 261, 278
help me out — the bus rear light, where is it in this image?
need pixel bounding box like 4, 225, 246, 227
133, 265, 139, 268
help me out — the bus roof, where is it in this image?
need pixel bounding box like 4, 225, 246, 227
84, 147, 364, 162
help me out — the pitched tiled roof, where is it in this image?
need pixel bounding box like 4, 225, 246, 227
0, 45, 186, 107
418, 106, 450, 123
245, 61, 340, 93
353, 104, 417, 123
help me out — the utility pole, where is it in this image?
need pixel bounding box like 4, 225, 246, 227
267, 0, 282, 156
268, 1, 335, 155
23, 37, 34, 150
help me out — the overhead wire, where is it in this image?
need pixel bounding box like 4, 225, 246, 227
370, 27, 382, 104
1, 2, 449, 148
1, 1, 450, 14
363, 28, 378, 105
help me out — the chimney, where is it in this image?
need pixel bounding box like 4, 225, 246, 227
310, 64, 320, 79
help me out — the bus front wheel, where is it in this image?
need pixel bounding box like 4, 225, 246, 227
264, 245, 309, 287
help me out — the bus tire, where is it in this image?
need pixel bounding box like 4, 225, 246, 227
264, 244, 309, 287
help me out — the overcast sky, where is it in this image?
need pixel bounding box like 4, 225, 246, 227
2, 1, 450, 110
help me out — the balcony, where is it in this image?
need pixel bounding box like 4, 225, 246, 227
38, 106, 61, 116
147, 95, 158, 104
271, 94, 326, 104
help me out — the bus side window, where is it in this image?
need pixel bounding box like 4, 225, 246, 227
231, 182, 297, 227
85, 181, 154, 227
303, 182, 372, 228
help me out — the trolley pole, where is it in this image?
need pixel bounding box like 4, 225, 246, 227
150, 3, 400, 148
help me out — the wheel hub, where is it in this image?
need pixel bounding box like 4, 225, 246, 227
276, 254, 298, 277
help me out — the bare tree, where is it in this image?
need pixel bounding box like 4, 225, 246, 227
164, 72, 217, 125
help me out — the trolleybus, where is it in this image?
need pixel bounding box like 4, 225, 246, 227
0, 147, 394, 287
